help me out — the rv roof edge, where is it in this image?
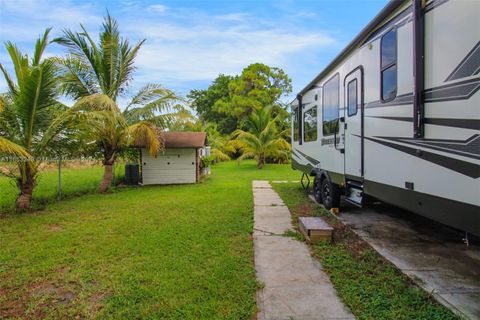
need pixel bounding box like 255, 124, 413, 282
299, 0, 404, 96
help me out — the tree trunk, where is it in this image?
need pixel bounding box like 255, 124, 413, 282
99, 163, 114, 193
258, 153, 265, 169
16, 166, 36, 211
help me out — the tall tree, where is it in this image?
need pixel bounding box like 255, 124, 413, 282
187, 74, 238, 134
55, 14, 179, 192
233, 106, 290, 169
214, 63, 292, 120
0, 29, 68, 209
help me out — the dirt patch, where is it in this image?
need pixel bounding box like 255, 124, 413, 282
88, 291, 109, 313
0, 272, 79, 319
293, 203, 314, 217
47, 224, 63, 232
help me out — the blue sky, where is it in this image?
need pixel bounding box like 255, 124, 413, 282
0, 0, 388, 105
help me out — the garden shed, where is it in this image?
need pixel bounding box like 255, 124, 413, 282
140, 132, 207, 185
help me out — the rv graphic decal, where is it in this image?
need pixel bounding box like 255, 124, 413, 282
364, 136, 480, 178
364, 116, 480, 130
291, 0, 480, 235
424, 77, 480, 102
445, 41, 480, 81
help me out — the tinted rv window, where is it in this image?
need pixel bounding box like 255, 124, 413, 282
322, 74, 340, 135
381, 29, 397, 101
303, 106, 317, 142
347, 79, 357, 116
293, 107, 299, 141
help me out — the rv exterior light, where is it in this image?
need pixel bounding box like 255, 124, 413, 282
368, 43, 373, 50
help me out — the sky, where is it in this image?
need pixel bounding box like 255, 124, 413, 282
0, 0, 388, 106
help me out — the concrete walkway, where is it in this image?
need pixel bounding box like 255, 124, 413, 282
253, 181, 354, 320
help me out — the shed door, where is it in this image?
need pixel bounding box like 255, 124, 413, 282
142, 148, 196, 185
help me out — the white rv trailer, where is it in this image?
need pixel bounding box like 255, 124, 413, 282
291, 0, 480, 236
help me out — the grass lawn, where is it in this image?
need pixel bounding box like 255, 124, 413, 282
0, 163, 125, 212
272, 182, 459, 320
0, 160, 299, 319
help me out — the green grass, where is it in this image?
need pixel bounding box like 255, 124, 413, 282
0, 160, 299, 319
0, 163, 125, 212
272, 182, 459, 320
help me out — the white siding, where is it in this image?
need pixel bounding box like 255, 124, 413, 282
142, 148, 196, 185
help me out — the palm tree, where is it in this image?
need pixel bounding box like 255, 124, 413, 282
183, 119, 235, 162
233, 106, 290, 169
54, 14, 179, 192
0, 29, 66, 209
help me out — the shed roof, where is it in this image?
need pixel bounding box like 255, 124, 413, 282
162, 131, 207, 148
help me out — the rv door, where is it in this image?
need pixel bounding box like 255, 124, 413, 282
344, 67, 364, 180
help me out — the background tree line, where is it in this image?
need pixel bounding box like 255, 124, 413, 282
181, 63, 293, 167
0, 14, 293, 211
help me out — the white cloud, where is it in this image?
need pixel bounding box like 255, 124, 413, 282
214, 13, 250, 22
148, 4, 168, 13
126, 19, 336, 92
0, 0, 339, 98
0, 0, 102, 43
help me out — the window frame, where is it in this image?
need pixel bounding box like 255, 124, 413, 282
347, 79, 358, 117
303, 105, 318, 142
292, 106, 299, 142
322, 73, 340, 136
380, 28, 398, 103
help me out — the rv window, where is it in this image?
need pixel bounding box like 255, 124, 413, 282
381, 29, 397, 101
322, 74, 340, 135
347, 79, 357, 116
303, 106, 317, 142
293, 107, 299, 141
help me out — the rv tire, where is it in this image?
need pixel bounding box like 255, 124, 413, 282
313, 177, 323, 204
321, 178, 340, 209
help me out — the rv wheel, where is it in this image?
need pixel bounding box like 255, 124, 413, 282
321, 179, 340, 209
313, 177, 323, 204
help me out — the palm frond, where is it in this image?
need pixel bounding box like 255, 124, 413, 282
123, 84, 179, 124
0, 95, 5, 113
123, 121, 162, 155
73, 93, 120, 113
15, 58, 59, 148
0, 62, 17, 94
211, 148, 231, 162
33, 27, 52, 66
0, 137, 30, 158
55, 55, 100, 99
54, 27, 104, 93
4, 41, 28, 86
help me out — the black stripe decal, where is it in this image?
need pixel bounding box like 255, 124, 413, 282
375, 134, 480, 160
445, 41, 480, 81
295, 149, 320, 166
363, 0, 450, 47
292, 158, 314, 174
365, 136, 480, 178
365, 93, 413, 109
424, 77, 480, 102
424, 118, 480, 130
366, 116, 413, 122
364, 6, 412, 45
364, 78, 480, 107
364, 116, 479, 130
291, 149, 301, 160
425, 0, 450, 13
